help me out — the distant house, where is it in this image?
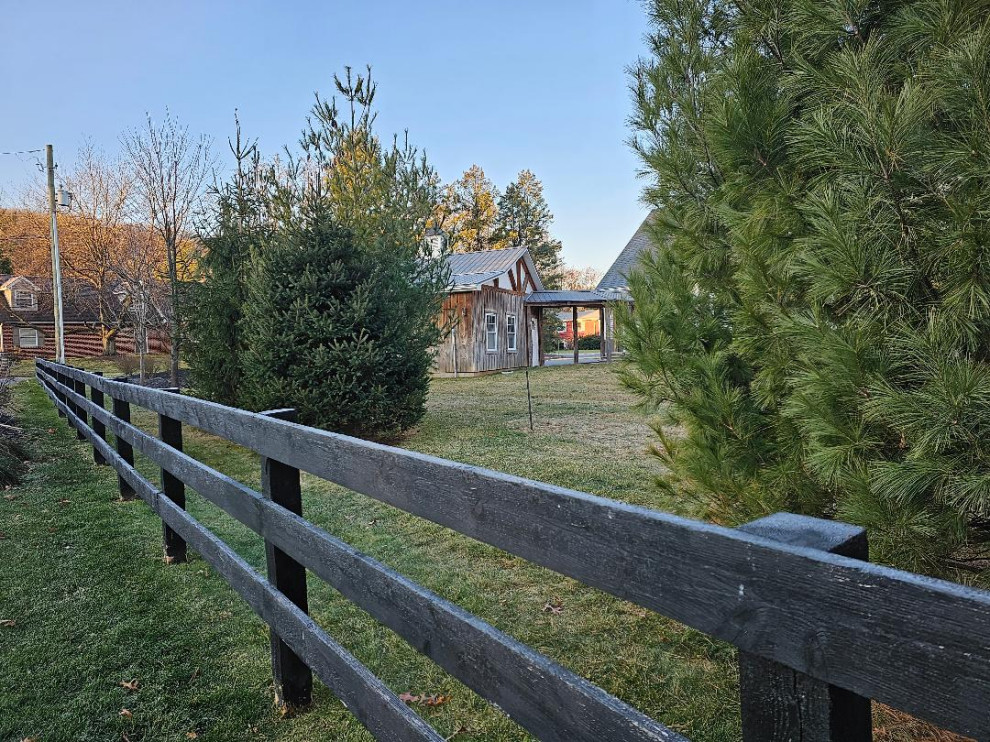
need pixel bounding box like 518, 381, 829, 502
557, 308, 602, 346
435, 247, 544, 376
0, 275, 167, 359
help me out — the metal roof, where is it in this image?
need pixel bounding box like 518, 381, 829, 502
525, 290, 609, 306
596, 211, 658, 300
445, 246, 545, 292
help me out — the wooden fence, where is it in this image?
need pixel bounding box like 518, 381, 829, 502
35, 359, 990, 742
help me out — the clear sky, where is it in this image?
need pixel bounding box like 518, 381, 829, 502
0, 0, 651, 272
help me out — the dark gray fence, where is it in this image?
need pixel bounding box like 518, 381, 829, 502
35, 359, 990, 742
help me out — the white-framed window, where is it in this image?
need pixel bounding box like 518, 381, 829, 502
17, 327, 40, 348
485, 312, 498, 352
13, 290, 36, 310
506, 314, 517, 352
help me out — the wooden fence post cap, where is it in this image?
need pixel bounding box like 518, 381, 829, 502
738, 512, 867, 559
261, 408, 297, 422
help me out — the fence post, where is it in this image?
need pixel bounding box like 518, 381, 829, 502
111, 376, 136, 501
90, 372, 107, 465
56, 367, 70, 421
736, 512, 872, 742
260, 407, 312, 710
72, 369, 87, 440
159, 387, 186, 564
51, 363, 65, 417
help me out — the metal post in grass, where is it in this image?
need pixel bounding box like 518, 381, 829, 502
90, 372, 107, 465
159, 387, 187, 564
111, 376, 136, 501
260, 407, 312, 710
736, 513, 872, 742
72, 368, 87, 440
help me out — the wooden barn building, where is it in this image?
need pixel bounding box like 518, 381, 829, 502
434, 247, 544, 376
0, 275, 167, 360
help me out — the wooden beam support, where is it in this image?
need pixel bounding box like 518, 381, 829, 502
72, 371, 87, 440
599, 307, 606, 360
572, 305, 579, 364
90, 372, 107, 465
111, 376, 136, 500
159, 387, 186, 563
737, 513, 872, 742
260, 407, 313, 711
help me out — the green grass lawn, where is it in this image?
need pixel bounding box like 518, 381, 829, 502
0, 365, 962, 741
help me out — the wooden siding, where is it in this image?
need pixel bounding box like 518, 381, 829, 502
434, 286, 532, 375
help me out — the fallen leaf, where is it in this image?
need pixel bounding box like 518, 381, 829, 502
0, 619, 16, 628
122, 733, 132, 742
119, 709, 133, 719
57, 499, 70, 505
542, 600, 564, 615
444, 725, 470, 741
366, 518, 378, 527
3, 494, 16, 501
19, 737, 36, 742
47, 428, 55, 434
399, 692, 450, 707
186, 732, 198, 739
120, 679, 139, 692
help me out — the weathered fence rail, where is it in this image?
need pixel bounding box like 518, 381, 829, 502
36, 359, 990, 741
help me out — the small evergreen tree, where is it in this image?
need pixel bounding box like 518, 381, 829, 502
621, 0, 990, 571
187, 117, 262, 404
240, 68, 448, 440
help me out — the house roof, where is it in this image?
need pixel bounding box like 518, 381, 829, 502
446, 246, 545, 292
596, 211, 658, 300
0, 275, 113, 325
525, 290, 608, 307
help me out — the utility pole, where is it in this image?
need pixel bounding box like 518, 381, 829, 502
46, 144, 66, 363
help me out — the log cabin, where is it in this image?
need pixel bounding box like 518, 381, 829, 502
0, 275, 168, 360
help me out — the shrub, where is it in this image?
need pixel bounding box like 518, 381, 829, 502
115, 354, 139, 377
577, 334, 602, 351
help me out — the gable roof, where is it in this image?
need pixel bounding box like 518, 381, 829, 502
596, 211, 658, 300
446, 246, 544, 292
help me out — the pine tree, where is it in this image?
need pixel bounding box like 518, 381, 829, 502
187, 117, 262, 405
240, 67, 448, 440
621, 0, 990, 571
495, 170, 564, 287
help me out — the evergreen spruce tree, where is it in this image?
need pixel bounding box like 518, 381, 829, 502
621, 0, 990, 571
240, 67, 448, 440
187, 117, 262, 405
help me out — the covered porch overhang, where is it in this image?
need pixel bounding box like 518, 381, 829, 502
524, 290, 626, 366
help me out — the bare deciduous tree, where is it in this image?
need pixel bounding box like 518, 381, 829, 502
124, 111, 214, 384
61, 142, 134, 353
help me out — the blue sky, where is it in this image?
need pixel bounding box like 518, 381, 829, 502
1, 1, 650, 272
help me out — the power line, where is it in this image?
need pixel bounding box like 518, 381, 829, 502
0, 148, 43, 156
